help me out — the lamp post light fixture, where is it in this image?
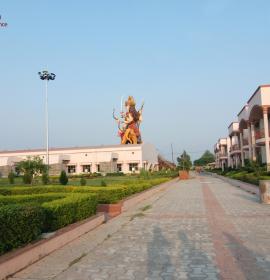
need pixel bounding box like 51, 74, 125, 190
38, 70, 56, 171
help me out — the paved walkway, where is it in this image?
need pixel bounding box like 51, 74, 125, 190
10, 174, 270, 280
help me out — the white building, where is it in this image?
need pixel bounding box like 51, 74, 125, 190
214, 138, 230, 170
214, 84, 270, 170
0, 143, 159, 176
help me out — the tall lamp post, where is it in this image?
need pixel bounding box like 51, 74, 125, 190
38, 70, 56, 171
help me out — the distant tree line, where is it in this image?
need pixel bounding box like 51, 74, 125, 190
193, 150, 215, 166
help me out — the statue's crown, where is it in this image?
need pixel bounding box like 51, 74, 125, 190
126, 96, 136, 106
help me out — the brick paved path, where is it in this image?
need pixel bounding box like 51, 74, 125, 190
10, 174, 270, 280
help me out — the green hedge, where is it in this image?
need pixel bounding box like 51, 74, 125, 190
0, 193, 66, 206
0, 204, 45, 255
0, 177, 171, 255
0, 178, 169, 203
0, 193, 98, 254
42, 194, 97, 231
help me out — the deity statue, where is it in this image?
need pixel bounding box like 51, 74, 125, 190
113, 96, 144, 144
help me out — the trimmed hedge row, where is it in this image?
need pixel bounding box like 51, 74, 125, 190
0, 204, 45, 255
0, 178, 169, 203
0, 177, 170, 255
0, 193, 66, 206
43, 194, 97, 231
0, 193, 97, 255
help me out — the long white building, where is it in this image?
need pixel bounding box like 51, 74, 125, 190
0, 143, 159, 176
214, 84, 270, 170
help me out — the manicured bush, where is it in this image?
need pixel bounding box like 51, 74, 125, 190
80, 177, 86, 186
42, 171, 50, 185
105, 172, 125, 177
0, 204, 45, 255
0, 176, 173, 255
0, 193, 66, 206
100, 180, 107, 187
59, 170, 68, 185
8, 171, 15, 184
42, 194, 97, 231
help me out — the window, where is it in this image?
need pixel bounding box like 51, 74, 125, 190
96, 164, 100, 172
129, 163, 138, 172
117, 164, 122, 172
68, 165, 76, 174
82, 165, 91, 173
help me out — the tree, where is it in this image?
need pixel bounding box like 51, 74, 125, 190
59, 170, 68, 185
193, 150, 215, 166
177, 151, 192, 171
16, 156, 46, 185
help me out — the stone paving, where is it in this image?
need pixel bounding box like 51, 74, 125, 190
10, 174, 270, 280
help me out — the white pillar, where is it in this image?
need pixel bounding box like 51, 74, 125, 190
228, 136, 232, 168
263, 106, 270, 171
240, 132, 244, 167
248, 123, 252, 161
250, 123, 256, 161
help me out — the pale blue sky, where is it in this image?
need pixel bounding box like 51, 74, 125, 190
1, 0, 270, 161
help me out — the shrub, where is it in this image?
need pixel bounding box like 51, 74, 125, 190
105, 172, 125, 177
139, 169, 150, 179
80, 177, 86, 186
100, 180, 107, 187
42, 194, 97, 231
8, 171, 15, 184
0, 193, 66, 206
59, 171, 68, 185
42, 171, 50, 185
0, 204, 45, 255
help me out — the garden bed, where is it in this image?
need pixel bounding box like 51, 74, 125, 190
0, 176, 173, 255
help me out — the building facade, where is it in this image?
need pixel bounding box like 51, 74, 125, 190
214, 84, 270, 171
0, 143, 159, 177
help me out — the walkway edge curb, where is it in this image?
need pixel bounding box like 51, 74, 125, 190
0, 213, 105, 280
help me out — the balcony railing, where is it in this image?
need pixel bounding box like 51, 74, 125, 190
219, 152, 228, 157
231, 145, 240, 152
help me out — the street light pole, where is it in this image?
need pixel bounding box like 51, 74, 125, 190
45, 79, 49, 167
38, 70, 56, 172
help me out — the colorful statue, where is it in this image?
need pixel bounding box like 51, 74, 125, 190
113, 96, 144, 144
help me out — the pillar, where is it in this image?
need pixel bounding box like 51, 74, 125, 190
240, 132, 245, 167
263, 106, 270, 171
250, 122, 256, 161
248, 123, 252, 161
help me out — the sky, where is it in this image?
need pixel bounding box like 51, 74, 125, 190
1, 0, 270, 161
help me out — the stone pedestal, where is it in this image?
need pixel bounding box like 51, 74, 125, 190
179, 170, 189, 180
259, 180, 270, 204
